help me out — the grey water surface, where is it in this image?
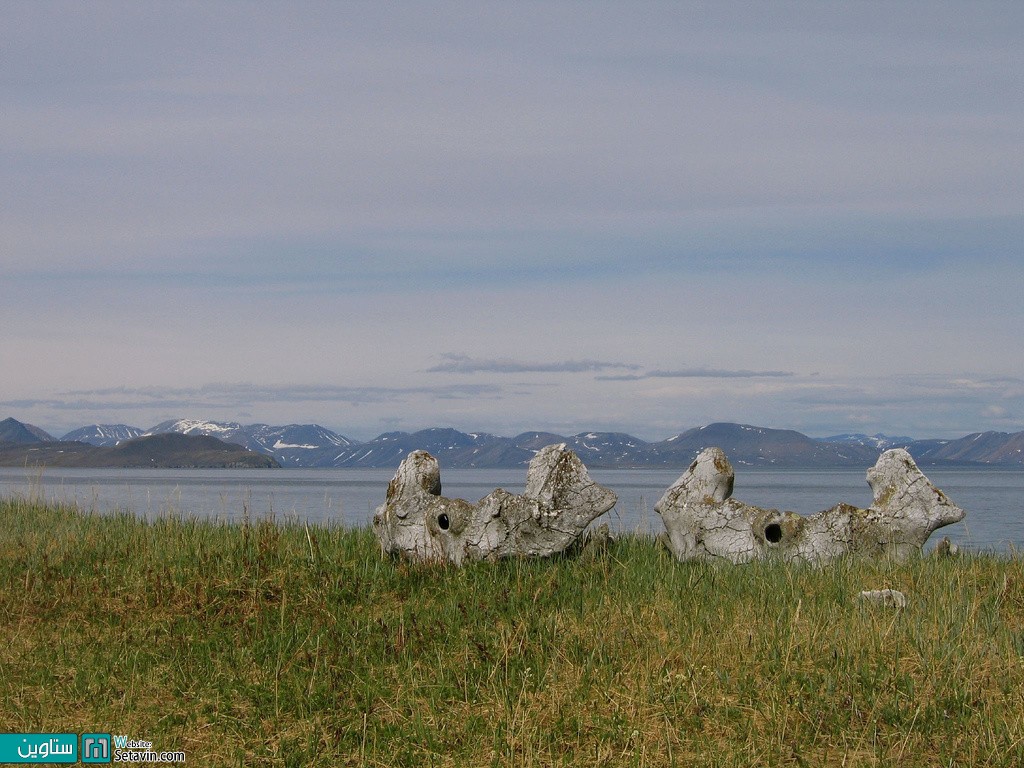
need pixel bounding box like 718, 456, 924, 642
2, 465, 1021, 553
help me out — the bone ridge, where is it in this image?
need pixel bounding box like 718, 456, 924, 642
373, 443, 617, 564
654, 447, 965, 564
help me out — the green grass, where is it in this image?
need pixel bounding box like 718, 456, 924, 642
2, 496, 1024, 766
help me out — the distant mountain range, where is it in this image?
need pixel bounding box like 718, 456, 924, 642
2, 416, 1024, 469
143, 419, 356, 466
0, 420, 278, 469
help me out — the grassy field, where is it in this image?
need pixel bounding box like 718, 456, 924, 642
2, 496, 1023, 766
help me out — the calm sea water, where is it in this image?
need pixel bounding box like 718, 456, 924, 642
2, 465, 1022, 553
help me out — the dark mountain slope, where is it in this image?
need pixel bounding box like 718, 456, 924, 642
0, 417, 55, 444
0, 433, 279, 468
649, 423, 881, 467
913, 431, 1024, 465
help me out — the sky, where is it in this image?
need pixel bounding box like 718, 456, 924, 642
2, 1, 1023, 442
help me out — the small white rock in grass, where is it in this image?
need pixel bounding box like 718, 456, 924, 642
373, 444, 616, 564
933, 536, 961, 557
858, 589, 908, 610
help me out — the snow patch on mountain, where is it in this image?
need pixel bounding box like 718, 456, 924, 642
817, 433, 915, 450
61, 424, 144, 447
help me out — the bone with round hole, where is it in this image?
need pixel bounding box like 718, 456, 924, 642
654, 447, 965, 564
373, 443, 617, 563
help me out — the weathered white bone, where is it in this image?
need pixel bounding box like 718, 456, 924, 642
655, 447, 965, 564
373, 443, 617, 564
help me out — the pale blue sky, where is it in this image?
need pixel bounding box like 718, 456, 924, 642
3, 1, 1022, 441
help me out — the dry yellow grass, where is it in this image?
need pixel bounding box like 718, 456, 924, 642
2, 497, 1023, 766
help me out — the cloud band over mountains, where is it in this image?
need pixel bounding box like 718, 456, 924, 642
2, 383, 503, 412
429, 355, 793, 380
3, 372, 1021, 443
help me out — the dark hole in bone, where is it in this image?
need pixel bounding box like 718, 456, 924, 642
438, 513, 450, 531
764, 523, 783, 543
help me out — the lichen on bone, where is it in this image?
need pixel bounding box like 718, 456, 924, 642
655, 447, 965, 565
373, 443, 617, 564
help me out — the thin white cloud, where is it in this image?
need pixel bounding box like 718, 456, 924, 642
427, 354, 640, 374
52, 383, 504, 407
598, 368, 794, 381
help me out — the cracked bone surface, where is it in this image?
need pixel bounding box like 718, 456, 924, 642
655, 447, 965, 564
373, 443, 617, 564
